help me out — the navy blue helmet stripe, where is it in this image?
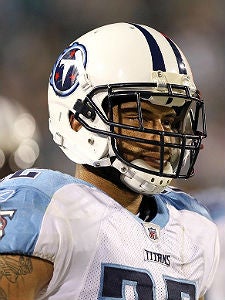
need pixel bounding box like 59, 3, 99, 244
132, 23, 166, 72
164, 36, 187, 74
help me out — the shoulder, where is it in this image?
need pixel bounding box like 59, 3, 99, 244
192, 187, 225, 222
0, 168, 93, 199
0, 168, 96, 256
159, 186, 212, 221
157, 187, 220, 293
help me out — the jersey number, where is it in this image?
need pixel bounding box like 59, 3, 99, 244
99, 264, 196, 299
9, 170, 40, 179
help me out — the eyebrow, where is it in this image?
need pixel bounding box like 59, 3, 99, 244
120, 106, 177, 118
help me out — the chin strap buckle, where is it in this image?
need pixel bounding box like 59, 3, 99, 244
93, 157, 111, 167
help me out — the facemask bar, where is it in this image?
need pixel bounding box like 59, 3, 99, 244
72, 82, 206, 179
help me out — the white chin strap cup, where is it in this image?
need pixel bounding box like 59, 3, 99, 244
117, 159, 173, 195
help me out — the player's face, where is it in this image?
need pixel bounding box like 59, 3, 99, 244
112, 101, 177, 169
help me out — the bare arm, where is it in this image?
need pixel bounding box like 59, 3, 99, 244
0, 255, 53, 300
199, 297, 204, 300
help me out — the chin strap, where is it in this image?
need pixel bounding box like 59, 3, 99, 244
112, 158, 173, 195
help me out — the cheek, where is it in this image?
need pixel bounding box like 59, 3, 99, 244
116, 139, 141, 161
115, 139, 144, 164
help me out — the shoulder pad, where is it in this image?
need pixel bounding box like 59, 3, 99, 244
0, 168, 92, 255
159, 186, 212, 220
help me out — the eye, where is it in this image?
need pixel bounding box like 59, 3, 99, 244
127, 115, 139, 120
125, 117, 140, 126
162, 117, 175, 129
163, 119, 172, 126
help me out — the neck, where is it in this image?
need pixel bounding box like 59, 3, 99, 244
75, 164, 143, 214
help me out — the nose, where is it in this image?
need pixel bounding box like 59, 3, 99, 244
144, 117, 164, 129
153, 119, 164, 131
143, 119, 172, 149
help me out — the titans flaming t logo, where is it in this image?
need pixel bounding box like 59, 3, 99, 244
50, 42, 87, 96
0, 208, 16, 239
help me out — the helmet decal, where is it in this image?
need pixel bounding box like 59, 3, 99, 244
163, 35, 187, 74
132, 23, 166, 72
132, 23, 187, 75
50, 42, 87, 96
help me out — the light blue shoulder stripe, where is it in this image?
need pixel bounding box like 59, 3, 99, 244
160, 187, 212, 220
1, 168, 93, 198
0, 168, 93, 255
134, 187, 212, 229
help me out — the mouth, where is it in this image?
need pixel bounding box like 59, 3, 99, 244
142, 153, 170, 169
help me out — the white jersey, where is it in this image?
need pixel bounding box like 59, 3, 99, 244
0, 169, 219, 299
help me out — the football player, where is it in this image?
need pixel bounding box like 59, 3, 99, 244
0, 23, 219, 299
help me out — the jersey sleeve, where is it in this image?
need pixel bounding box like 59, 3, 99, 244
0, 168, 88, 259
0, 168, 109, 297
162, 186, 212, 220
0, 185, 51, 255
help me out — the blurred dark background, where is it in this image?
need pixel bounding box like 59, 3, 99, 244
0, 0, 224, 192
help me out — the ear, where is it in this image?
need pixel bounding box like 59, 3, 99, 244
69, 114, 82, 132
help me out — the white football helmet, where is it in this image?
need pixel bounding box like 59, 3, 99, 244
48, 23, 206, 194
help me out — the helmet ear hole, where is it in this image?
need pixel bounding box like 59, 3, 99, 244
69, 112, 82, 132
